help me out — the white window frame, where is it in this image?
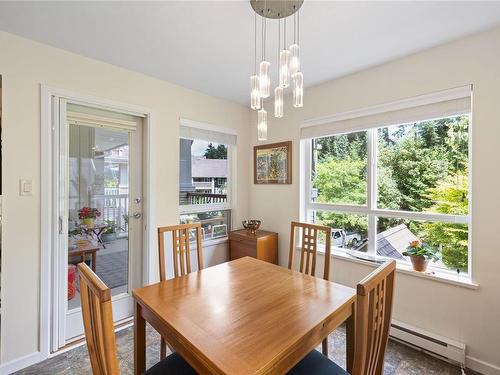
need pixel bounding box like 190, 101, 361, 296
301, 115, 472, 276
178, 120, 236, 240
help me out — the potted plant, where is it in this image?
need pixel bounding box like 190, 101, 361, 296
101, 220, 118, 243
402, 239, 441, 272
78, 207, 101, 228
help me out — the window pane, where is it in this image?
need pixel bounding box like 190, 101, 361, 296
179, 139, 228, 206
376, 217, 468, 273
311, 132, 368, 205
180, 210, 231, 241
312, 211, 368, 250
377, 115, 469, 214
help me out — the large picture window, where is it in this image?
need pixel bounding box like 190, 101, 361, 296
179, 121, 236, 242
302, 88, 471, 274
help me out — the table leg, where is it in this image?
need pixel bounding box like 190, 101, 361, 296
346, 301, 356, 373
91, 251, 96, 272
134, 302, 146, 375
94, 228, 107, 249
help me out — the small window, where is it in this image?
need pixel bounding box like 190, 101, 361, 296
179, 122, 235, 242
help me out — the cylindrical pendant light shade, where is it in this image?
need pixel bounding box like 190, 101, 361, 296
257, 108, 268, 141
279, 49, 291, 88
289, 44, 300, 75
259, 61, 271, 98
292, 72, 304, 108
274, 87, 284, 118
250, 75, 261, 110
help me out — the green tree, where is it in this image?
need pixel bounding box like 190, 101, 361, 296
378, 134, 448, 212
204, 143, 227, 159
314, 157, 367, 205
423, 174, 469, 271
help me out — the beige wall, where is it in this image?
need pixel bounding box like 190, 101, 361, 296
0, 31, 251, 364
249, 27, 500, 371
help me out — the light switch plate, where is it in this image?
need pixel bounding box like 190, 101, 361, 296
20, 179, 32, 196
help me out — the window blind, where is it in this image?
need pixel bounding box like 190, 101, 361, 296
180, 119, 237, 145
300, 85, 472, 139
67, 103, 139, 132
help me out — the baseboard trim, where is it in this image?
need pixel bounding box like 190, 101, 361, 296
0, 351, 44, 375
467, 355, 500, 375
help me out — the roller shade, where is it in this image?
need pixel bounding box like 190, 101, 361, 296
67, 103, 139, 132
180, 119, 237, 145
301, 85, 472, 139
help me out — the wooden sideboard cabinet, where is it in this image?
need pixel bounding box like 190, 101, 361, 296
229, 229, 278, 264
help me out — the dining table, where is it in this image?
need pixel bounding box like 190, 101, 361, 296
132, 256, 356, 375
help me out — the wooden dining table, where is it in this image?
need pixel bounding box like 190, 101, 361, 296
133, 256, 356, 375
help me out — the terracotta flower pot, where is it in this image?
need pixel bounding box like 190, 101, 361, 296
409, 255, 429, 272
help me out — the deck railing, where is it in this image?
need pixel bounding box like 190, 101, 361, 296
185, 192, 227, 205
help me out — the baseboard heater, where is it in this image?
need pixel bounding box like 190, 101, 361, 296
389, 320, 465, 366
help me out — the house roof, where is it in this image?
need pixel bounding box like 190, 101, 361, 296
376, 224, 417, 260
192, 157, 227, 178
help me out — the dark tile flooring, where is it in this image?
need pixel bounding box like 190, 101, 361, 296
15, 325, 476, 375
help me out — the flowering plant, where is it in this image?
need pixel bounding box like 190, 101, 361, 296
402, 239, 441, 262
78, 207, 101, 220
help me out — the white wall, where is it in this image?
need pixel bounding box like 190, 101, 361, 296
249, 27, 500, 371
0, 31, 251, 365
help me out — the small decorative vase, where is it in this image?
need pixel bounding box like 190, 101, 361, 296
409, 255, 428, 272
82, 218, 95, 228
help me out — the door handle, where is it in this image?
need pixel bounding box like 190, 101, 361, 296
133, 212, 142, 219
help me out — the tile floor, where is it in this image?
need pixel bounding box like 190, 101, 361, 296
15, 325, 476, 375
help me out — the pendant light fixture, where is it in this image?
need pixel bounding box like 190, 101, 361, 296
259, 15, 270, 98
250, 14, 261, 110
250, 0, 304, 140
257, 108, 268, 141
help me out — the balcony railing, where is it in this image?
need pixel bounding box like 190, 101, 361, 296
92, 193, 129, 234
185, 192, 227, 205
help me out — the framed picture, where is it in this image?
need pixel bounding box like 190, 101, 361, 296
254, 141, 292, 184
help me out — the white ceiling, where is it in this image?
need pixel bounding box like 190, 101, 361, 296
1, 1, 500, 106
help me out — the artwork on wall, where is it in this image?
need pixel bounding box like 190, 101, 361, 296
254, 141, 292, 184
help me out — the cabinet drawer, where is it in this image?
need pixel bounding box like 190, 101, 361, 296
229, 234, 256, 248
230, 241, 256, 260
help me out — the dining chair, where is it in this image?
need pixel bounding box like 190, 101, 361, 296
78, 262, 196, 375
157, 223, 203, 359
288, 221, 332, 356
288, 260, 397, 375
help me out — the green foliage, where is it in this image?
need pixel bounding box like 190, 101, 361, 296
314, 157, 367, 205
103, 220, 118, 234
423, 174, 469, 271
204, 143, 227, 159
402, 243, 441, 262
378, 134, 448, 211
316, 211, 368, 238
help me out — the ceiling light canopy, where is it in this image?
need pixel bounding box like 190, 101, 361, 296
250, 0, 304, 141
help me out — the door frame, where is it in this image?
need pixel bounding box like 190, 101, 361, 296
40, 85, 156, 358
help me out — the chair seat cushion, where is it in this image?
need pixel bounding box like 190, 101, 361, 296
288, 350, 349, 375
145, 352, 197, 375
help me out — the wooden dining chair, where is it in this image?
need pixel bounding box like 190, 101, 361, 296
157, 223, 203, 359
288, 221, 332, 356
288, 260, 397, 375
78, 262, 196, 375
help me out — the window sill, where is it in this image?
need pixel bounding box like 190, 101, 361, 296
310, 248, 478, 290
203, 237, 229, 247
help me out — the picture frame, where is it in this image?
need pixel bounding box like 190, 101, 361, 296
254, 141, 292, 184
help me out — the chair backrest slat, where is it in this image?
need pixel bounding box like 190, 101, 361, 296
353, 260, 396, 375
288, 221, 331, 280
158, 223, 203, 280
78, 262, 120, 375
